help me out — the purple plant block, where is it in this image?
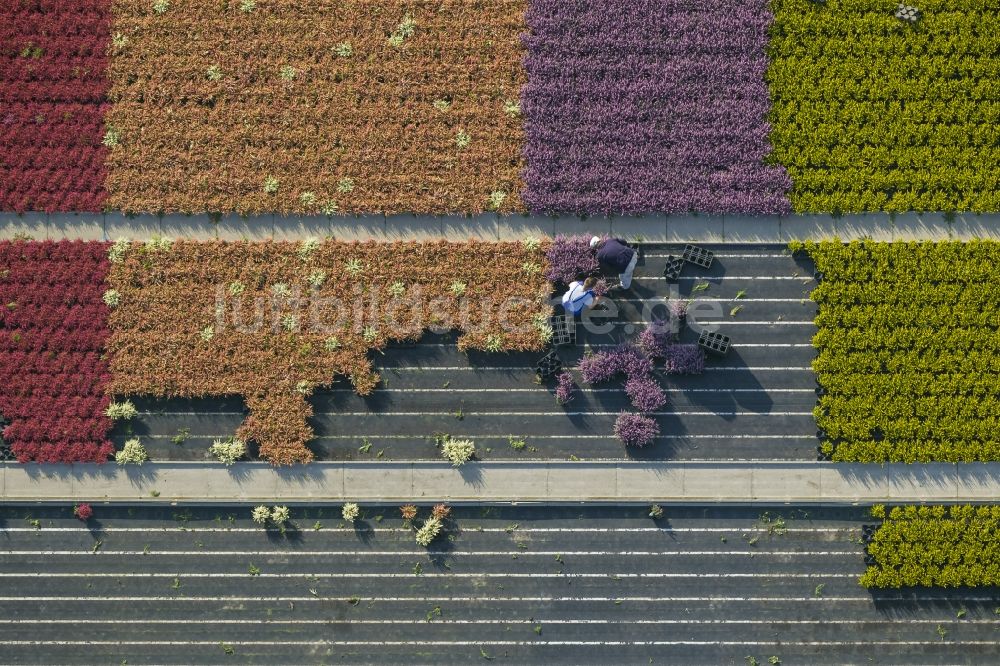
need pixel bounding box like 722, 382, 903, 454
637, 319, 678, 358
522, 0, 792, 215
579, 345, 652, 384
544, 234, 599, 284
614, 412, 660, 447
663, 344, 706, 375
555, 371, 576, 405
625, 374, 667, 412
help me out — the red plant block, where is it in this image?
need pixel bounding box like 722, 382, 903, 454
73, 502, 93, 521
0, 1, 112, 212
0, 240, 113, 463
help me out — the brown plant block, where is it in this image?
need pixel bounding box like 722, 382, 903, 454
105, 0, 527, 214
106, 239, 550, 465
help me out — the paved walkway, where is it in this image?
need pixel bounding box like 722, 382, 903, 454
3, 461, 999, 504
0, 211, 995, 242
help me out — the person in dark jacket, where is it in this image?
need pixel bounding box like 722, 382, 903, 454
591, 236, 638, 289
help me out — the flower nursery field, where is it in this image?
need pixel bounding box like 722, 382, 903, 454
106, 244, 821, 464
6, 0, 1000, 214
862, 505, 1000, 589
810, 240, 1000, 463
769, 0, 1000, 213
1, 503, 998, 666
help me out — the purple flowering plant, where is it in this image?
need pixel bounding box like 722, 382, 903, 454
555, 370, 576, 405
614, 412, 659, 447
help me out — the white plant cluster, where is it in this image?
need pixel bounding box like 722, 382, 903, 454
210, 437, 246, 465
252, 505, 291, 527
342, 502, 360, 522
440, 437, 476, 466
105, 399, 137, 421
415, 517, 443, 547
115, 438, 148, 465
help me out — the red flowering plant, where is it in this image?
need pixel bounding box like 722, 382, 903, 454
73, 503, 93, 521
0, 1, 112, 212
0, 241, 113, 463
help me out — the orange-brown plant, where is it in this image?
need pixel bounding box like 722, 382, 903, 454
106, 240, 550, 464
105, 0, 527, 214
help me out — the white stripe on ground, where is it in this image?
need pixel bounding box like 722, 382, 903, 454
0, 550, 858, 556
372, 366, 813, 371
607, 320, 813, 325
645, 254, 791, 259
578, 343, 813, 347
0, 527, 847, 534
132, 410, 815, 417
638, 276, 811, 281
607, 298, 810, 303
4, 619, 990, 625
705, 367, 811, 371
0, 640, 990, 647
308, 434, 816, 440
312, 387, 814, 394
0, 595, 972, 602
0, 573, 857, 579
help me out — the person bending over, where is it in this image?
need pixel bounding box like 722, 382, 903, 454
561, 276, 600, 318
591, 236, 638, 289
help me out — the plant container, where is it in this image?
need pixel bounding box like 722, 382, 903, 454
534, 350, 563, 379
861, 525, 879, 543
663, 255, 684, 281
550, 314, 576, 347
682, 244, 714, 269
698, 329, 730, 356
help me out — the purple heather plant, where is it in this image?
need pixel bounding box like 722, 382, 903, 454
543, 234, 599, 284
578, 345, 652, 384
555, 370, 576, 405
667, 299, 688, 321
614, 412, 659, 447
663, 344, 706, 375
521, 0, 792, 215
637, 318, 678, 359
625, 374, 667, 412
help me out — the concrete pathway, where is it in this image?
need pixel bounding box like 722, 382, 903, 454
0, 211, 993, 243
3, 461, 999, 505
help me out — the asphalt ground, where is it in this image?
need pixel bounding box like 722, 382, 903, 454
0, 503, 997, 665
118, 245, 820, 464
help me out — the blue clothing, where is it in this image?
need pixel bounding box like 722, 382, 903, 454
562, 281, 595, 316
597, 238, 634, 274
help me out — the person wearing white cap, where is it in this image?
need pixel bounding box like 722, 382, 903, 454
591, 236, 638, 289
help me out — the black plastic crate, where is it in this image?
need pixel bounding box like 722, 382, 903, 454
549, 314, 575, 347
682, 244, 714, 269
663, 255, 684, 281
534, 350, 563, 379
698, 329, 730, 356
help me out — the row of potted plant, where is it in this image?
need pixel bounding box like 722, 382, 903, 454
861, 504, 1000, 588
0, 0, 111, 212
105, 239, 551, 465
808, 240, 1000, 463
0, 240, 113, 462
